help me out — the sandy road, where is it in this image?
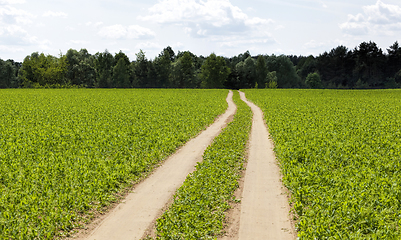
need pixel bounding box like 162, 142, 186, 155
236, 91, 295, 240
77, 91, 236, 240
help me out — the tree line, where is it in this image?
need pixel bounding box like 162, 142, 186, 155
0, 40, 400, 89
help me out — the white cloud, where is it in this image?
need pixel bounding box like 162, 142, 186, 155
0, 2, 51, 52
0, 26, 29, 45
245, 17, 274, 26
86, 21, 103, 27
317, 0, 327, 8
98, 24, 156, 40
139, 0, 274, 38
304, 40, 325, 49
0, 44, 24, 53
69, 40, 90, 45
174, 41, 184, 48
340, 0, 401, 36
0, 5, 34, 24
247, 7, 255, 12
220, 38, 275, 47
135, 41, 162, 50
42, 11, 68, 18
303, 39, 348, 51
0, 0, 25, 4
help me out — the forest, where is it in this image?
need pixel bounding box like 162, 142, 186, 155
0, 41, 400, 89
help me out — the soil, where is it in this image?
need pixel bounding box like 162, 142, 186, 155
73, 91, 237, 240
230, 91, 296, 240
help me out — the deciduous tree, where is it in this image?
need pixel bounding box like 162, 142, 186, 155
305, 72, 322, 88
94, 50, 114, 88
255, 55, 268, 88
19, 52, 67, 87
200, 53, 230, 89
266, 55, 301, 88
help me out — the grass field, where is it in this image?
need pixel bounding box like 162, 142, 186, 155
244, 89, 401, 239
0, 89, 228, 239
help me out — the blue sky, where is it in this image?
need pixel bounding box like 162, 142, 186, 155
0, 0, 400, 62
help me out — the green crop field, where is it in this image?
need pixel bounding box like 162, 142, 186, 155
244, 89, 401, 239
3, 88, 401, 239
0, 89, 227, 239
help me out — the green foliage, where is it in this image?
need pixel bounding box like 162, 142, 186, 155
113, 58, 130, 88
305, 72, 322, 88
354, 41, 386, 87
244, 89, 401, 239
155, 91, 252, 239
354, 78, 370, 89
94, 50, 114, 88
266, 55, 301, 88
169, 51, 197, 88
395, 69, 401, 83
235, 56, 256, 88
0, 59, 18, 88
255, 55, 268, 88
8, 40, 401, 89
201, 53, 231, 89
65, 48, 96, 87
296, 55, 317, 81
154, 47, 174, 88
267, 80, 278, 89
19, 52, 67, 87
132, 49, 149, 88
266, 71, 278, 88
0, 89, 228, 239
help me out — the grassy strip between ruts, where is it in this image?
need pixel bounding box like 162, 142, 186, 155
152, 91, 252, 239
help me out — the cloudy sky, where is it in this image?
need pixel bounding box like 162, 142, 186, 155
0, 0, 400, 62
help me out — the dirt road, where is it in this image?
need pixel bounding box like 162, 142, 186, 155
77, 91, 236, 240
236, 91, 295, 240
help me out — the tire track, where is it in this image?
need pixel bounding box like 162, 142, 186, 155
236, 91, 295, 240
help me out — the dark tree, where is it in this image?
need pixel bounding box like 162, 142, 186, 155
0, 59, 18, 88
66, 48, 96, 87
113, 58, 130, 88
153, 47, 173, 88
200, 53, 230, 89
255, 55, 268, 88
266, 55, 301, 88
353, 41, 386, 88
305, 72, 322, 88
297, 55, 317, 83
94, 50, 115, 88
316, 46, 355, 88
169, 51, 197, 88
164, 46, 176, 62
132, 50, 149, 88
19, 52, 67, 87
236, 56, 256, 88
387, 41, 401, 83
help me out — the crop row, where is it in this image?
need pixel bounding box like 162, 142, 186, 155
244, 89, 401, 239
153, 91, 252, 239
0, 89, 228, 239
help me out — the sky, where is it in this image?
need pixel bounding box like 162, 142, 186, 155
0, 0, 400, 62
